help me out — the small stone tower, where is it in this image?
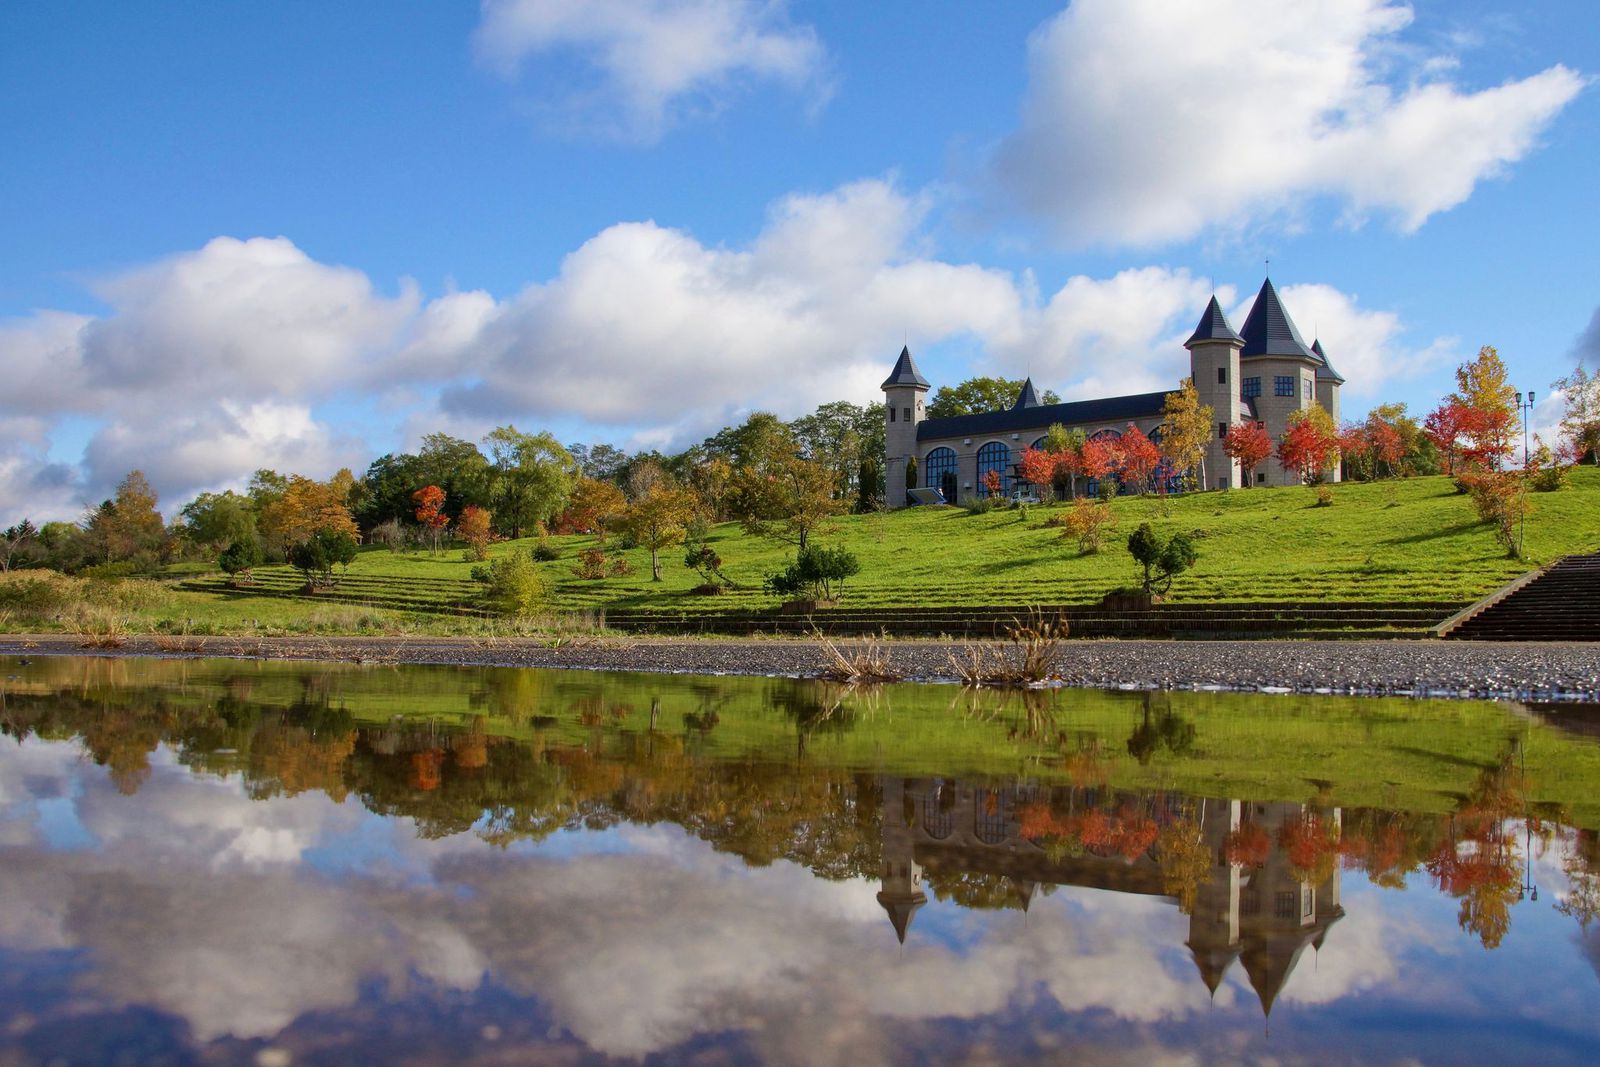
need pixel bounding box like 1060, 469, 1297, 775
877, 777, 927, 944
1185, 296, 1244, 490
882, 346, 929, 507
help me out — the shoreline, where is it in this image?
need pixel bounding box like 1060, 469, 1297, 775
3, 632, 1598, 702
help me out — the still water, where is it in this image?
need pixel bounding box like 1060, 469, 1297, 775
2, 656, 1599, 1065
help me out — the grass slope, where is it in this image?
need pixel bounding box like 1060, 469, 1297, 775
147, 470, 1600, 633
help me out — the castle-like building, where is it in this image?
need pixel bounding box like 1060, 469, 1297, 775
884, 278, 1344, 505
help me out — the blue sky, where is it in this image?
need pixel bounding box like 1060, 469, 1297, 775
1, 0, 1595, 523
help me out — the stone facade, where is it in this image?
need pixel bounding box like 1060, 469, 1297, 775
885, 279, 1344, 505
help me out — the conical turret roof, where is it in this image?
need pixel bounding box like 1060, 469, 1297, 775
1311, 339, 1345, 383
1239, 278, 1315, 360
881, 345, 930, 390
1011, 378, 1042, 410
876, 889, 927, 944
1187, 942, 1240, 996
1184, 295, 1243, 348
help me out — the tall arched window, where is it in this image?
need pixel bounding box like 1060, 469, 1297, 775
923, 447, 958, 504
976, 441, 1011, 497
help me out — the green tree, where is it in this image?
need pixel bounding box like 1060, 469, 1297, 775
1553, 363, 1600, 465
1, 519, 41, 571
219, 538, 264, 582
179, 491, 257, 554
725, 453, 845, 551
85, 470, 167, 565
477, 548, 550, 617
926, 377, 1060, 419
766, 544, 861, 602
1127, 523, 1198, 595
416, 433, 494, 515
288, 528, 358, 588
483, 426, 576, 539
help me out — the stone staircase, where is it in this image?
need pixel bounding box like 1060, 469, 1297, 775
1440, 553, 1600, 641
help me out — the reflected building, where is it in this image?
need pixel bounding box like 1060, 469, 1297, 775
877, 777, 1343, 1015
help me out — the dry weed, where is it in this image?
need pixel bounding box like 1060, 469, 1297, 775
948, 608, 1068, 687
816, 632, 902, 683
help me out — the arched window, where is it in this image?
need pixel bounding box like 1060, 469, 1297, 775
976, 441, 1011, 497
923, 447, 958, 504
1146, 425, 1185, 494
1031, 436, 1048, 451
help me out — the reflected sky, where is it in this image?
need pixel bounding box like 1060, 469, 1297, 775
2, 656, 1600, 1065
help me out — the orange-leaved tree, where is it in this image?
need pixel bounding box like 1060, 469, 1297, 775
1223, 421, 1271, 486
457, 505, 493, 561
413, 485, 449, 553
1115, 425, 1161, 496
1276, 403, 1341, 485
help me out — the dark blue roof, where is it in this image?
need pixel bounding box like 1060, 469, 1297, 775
1311, 339, 1345, 383
917, 391, 1168, 442
1184, 295, 1243, 348
1239, 278, 1316, 360
1011, 378, 1042, 409
880, 345, 930, 390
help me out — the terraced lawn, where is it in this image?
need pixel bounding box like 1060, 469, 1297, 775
144, 469, 1600, 634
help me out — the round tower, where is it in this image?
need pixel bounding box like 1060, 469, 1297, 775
882, 346, 930, 508
1185, 296, 1244, 490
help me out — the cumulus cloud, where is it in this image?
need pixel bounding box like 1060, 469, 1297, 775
990, 0, 1585, 246
1236, 282, 1454, 402
1573, 306, 1600, 369
439, 179, 1026, 437
473, 0, 829, 140
0, 182, 1453, 526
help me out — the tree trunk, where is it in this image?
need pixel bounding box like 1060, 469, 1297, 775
650, 547, 662, 581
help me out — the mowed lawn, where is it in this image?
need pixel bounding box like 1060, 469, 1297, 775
153, 468, 1600, 633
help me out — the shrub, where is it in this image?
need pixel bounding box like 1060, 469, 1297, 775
573, 546, 608, 579
684, 543, 731, 588
766, 544, 861, 602
963, 495, 996, 515
481, 548, 550, 617
1060, 498, 1117, 554
1527, 442, 1569, 492
530, 539, 560, 562
288, 529, 358, 588
608, 555, 635, 577
1458, 471, 1530, 558
219, 539, 263, 581
1127, 523, 1198, 594
1313, 485, 1334, 507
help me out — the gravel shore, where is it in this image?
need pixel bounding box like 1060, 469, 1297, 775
3, 632, 1598, 701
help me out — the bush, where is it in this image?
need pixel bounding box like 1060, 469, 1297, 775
1127, 523, 1198, 594
219, 538, 263, 581
573, 546, 608, 579
1060, 498, 1118, 554
481, 548, 550, 617
962, 495, 997, 515
530, 539, 561, 562
288, 529, 358, 588
684, 542, 731, 588
1458, 471, 1530, 558
765, 544, 861, 602
1313, 485, 1334, 507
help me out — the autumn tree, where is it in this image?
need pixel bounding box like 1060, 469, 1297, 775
1368, 402, 1435, 475
1080, 437, 1118, 497
1114, 425, 1161, 496
259, 474, 361, 556
724, 450, 846, 552
563, 476, 627, 538
1450, 345, 1519, 470
1060, 498, 1117, 553
1276, 403, 1341, 484
1223, 421, 1272, 486
1043, 424, 1086, 498
457, 505, 493, 561
413, 485, 449, 553
618, 484, 697, 581
484, 426, 575, 538
1017, 447, 1059, 502
926, 377, 1060, 419
85, 470, 167, 565
1553, 363, 1600, 465
1424, 401, 1469, 475
1160, 378, 1213, 489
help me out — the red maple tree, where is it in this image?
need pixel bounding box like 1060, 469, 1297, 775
1223, 421, 1272, 485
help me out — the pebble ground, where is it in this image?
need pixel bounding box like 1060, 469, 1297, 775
3, 633, 1597, 701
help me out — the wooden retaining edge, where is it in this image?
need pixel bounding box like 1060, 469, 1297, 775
1433, 562, 1552, 638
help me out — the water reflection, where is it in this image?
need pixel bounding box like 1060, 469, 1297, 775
3, 656, 1600, 1064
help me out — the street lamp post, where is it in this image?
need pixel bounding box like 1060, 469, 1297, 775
1516, 390, 1536, 467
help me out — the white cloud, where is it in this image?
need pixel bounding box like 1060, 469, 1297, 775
473, 0, 829, 141
991, 0, 1585, 246
1237, 282, 1453, 403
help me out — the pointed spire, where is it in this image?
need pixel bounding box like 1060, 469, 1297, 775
1239, 278, 1315, 360
1188, 942, 1240, 995
1310, 339, 1345, 384
1184, 295, 1243, 349
1011, 377, 1042, 410
881, 344, 930, 390
876, 889, 927, 944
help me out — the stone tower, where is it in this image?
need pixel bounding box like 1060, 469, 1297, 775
1185, 296, 1244, 490
882, 346, 930, 507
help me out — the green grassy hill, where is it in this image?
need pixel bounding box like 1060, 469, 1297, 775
145, 469, 1600, 634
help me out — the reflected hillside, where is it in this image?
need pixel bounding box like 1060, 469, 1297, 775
2, 655, 1594, 960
